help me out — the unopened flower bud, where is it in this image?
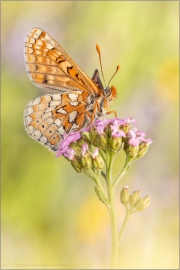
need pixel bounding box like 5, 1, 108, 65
109, 136, 122, 153
124, 143, 139, 160
136, 140, 152, 159
136, 195, 151, 211
71, 157, 82, 173
93, 156, 104, 170
89, 127, 98, 141
91, 148, 103, 170
120, 124, 129, 134
81, 133, 91, 145
130, 190, 141, 208
76, 138, 86, 148
81, 153, 92, 169
104, 125, 112, 136
120, 186, 130, 205
99, 133, 108, 148
70, 142, 80, 151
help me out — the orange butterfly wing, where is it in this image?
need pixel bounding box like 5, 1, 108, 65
24, 28, 101, 152
24, 92, 92, 152
24, 27, 98, 95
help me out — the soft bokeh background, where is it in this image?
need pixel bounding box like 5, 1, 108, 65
2, 1, 179, 269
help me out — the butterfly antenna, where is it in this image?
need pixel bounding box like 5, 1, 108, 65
107, 65, 120, 87
96, 44, 106, 87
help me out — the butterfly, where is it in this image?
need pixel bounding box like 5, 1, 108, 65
24, 27, 120, 152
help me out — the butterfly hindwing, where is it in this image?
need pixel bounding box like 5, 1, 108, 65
24, 92, 92, 152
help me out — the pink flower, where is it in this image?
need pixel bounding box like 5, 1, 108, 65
63, 148, 75, 160
122, 117, 137, 125
92, 148, 99, 159
127, 130, 141, 146
95, 119, 111, 134
140, 138, 153, 145
110, 120, 126, 138
127, 129, 152, 146
82, 143, 89, 156
56, 131, 81, 157
88, 117, 135, 137
133, 128, 146, 138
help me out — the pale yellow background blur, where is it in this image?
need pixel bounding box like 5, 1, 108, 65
2, 1, 179, 269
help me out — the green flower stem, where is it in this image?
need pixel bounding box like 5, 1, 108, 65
84, 169, 108, 206
106, 154, 119, 269
99, 148, 107, 164
118, 211, 131, 251
112, 158, 131, 189
83, 154, 133, 268
83, 170, 97, 183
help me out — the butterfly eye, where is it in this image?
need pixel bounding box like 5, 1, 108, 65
104, 87, 112, 98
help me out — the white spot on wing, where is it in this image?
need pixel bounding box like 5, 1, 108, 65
40, 136, 48, 144
25, 107, 33, 115
58, 125, 65, 135
35, 28, 42, 36
46, 118, 54, 124
45, 106, 55, 113
57, 108, 67, 114
44, 33, 51, 41
70, 101, 79, 106
25, 115, 32, 126
69, 111, 78, 123
50, 100, 61, 107
26, 43, 32, 48
32, 97, 41, 105
54, 119, 62, 127
68, 93, 78, 101
29, 37, 35, 44
52, 94, 62, 101
42, 112, 53, 119
26, 125, 34, 134
46, 43, 54, 50
87, 94, 93, 104
32, 129, 41, 139
32, 33, 39, 39
70, 123, 79, 132
42, 95, 51, 102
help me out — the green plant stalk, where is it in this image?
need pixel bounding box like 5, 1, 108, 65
118, 211, 131, 247
83, 169, 108, 205
106, 154, 119, 269
83, 154, 132, 269
112, 158, 131, 189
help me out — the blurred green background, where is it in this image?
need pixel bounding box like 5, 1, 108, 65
2, 1, 179, 269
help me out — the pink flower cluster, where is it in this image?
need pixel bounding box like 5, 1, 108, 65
56, 132, 80, 159
127, 128, 152, 147
56, 117, 152, 160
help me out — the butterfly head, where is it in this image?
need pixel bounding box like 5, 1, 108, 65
104, 85, 117, 101
96, 44, 120, 102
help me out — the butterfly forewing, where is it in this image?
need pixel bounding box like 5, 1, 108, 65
24, 28, 98, 95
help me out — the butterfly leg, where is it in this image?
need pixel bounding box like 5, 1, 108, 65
106, 110, 117, 117
85, 102, 99, 125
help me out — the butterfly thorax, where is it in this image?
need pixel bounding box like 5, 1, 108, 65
90, 69, 117, 118
86, 86, 117, 121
